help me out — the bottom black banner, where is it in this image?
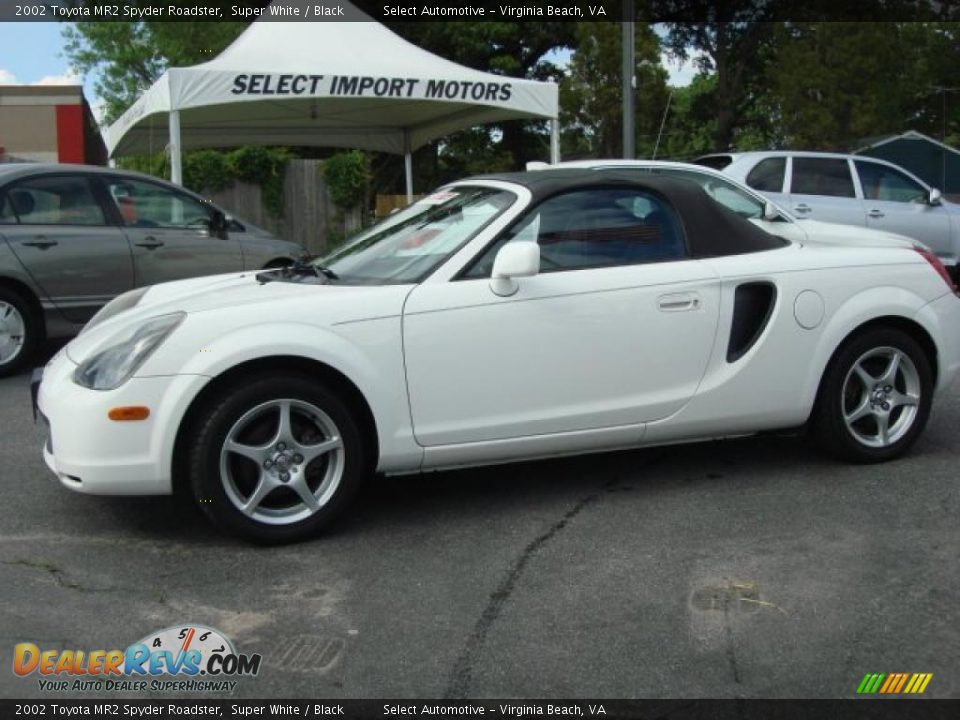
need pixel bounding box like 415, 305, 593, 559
2, 699, 959, 720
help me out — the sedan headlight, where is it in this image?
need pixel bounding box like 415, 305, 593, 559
73, 313, 185, 391
81, 287, 150, 334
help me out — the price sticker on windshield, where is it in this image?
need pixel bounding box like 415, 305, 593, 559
421, 190, 460, 204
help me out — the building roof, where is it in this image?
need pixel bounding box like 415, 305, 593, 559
854, 130, 960, 158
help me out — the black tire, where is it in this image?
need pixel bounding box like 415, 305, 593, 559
188, 374, 368, 544
812, 327, 933, 463
0, 286, 40, 377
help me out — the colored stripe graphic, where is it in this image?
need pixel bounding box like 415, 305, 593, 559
856, 673, 932, 694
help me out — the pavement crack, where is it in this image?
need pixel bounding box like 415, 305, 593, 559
4, 558, 116, 593
444, 482, 610, 699
722, 599, 742, 688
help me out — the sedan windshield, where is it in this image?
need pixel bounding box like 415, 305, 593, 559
316, 186, 516, 284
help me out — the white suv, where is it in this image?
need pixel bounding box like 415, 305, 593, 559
697, 151, 960, 271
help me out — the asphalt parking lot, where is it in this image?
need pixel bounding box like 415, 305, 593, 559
1, 343, 957, 700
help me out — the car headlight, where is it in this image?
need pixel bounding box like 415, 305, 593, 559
73, 313, 185, 391
81, 287, 150, 335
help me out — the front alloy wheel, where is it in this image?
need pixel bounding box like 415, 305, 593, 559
190, 376, 367, 543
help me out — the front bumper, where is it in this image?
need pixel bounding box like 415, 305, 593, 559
36, 348, 207, 496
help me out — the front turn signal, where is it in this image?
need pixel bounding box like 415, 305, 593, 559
108, 406, 150, 421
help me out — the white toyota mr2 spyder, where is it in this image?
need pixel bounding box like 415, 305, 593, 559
35, 170, 960, 542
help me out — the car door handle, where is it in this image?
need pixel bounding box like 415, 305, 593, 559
658, 292, 701, 312
21, 237, 58, 250
135, 237, 164, 250
793, 204, 812, 214
868, 209, 885, 218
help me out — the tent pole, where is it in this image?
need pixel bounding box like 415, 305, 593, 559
550, 118, 561, 164
403, 130, 413, 203
169, 110, 183, 186
404, 153, 413, 203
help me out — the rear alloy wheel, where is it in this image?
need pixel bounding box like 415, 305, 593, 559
814, 328, 933, 462
189, 376, 367, 543
0, 288, 39, 377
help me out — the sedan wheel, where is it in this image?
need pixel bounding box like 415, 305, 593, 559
189, 375, 367, 543
814, 327, 932, 462
0, 289, 39, 377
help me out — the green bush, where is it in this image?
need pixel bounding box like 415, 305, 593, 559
122, 146, 291, 219
323, 150, 370, 210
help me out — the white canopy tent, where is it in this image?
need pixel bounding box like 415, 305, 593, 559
103, 7, 560, 200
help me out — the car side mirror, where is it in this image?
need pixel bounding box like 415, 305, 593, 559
929, 188, 942, 206
763, 200, 780, 221
208, 210, 228, 237
489, 241, 540, 297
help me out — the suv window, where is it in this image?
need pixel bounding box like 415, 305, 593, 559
746, 157, 786, 192
791, 158, 856, 198
106, 178, 212, 229
7, 175, 106, 226
855, 161, 928, 203
464, 188, 686, 278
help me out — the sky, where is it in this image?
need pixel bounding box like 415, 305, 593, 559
0, 21, 701, 125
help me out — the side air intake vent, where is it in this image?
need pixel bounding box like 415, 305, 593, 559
727, 282, 776, 363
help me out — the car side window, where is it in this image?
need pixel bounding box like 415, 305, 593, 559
6, 175, 106, 226
855, 161, 928, 203
745, 157, 786, 192
463, 188, 686, 278
106, 178, 212, 229
791, 158, 856, 198
0, 194, 15, 224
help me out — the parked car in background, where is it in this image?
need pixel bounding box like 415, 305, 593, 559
528, 159, 924, 252
0, 164, 303, 375
695, 151, 960, 273
34, 169, 960, 542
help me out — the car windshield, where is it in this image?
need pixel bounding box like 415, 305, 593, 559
316, 186, 516, 284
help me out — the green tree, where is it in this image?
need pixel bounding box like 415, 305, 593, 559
63, 19, 248, 122
561, 22, 669, 158
657, 3, 781, 152
763, 22, 960, 150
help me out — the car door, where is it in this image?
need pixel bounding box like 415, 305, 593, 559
100, 176, 243, 286
402, 187, 721, 446
0, 173, 134, 323
786, 157, 867, 225
853, 159, 952, 255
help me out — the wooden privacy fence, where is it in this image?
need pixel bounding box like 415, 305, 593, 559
205, 159, 361, 255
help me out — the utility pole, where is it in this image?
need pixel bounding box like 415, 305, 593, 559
622, 0, 635, 159
930, 85, 957, 191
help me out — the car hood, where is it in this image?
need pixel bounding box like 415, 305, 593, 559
66, 272, 412, 363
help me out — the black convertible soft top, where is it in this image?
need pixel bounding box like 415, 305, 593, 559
472, 169, 788, 258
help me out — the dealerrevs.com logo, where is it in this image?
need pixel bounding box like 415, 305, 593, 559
13, 624, 262, 693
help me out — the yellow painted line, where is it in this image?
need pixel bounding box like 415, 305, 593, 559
903, 674, 919, 694
917, 674, 933, 694
880, 674, 896, 693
